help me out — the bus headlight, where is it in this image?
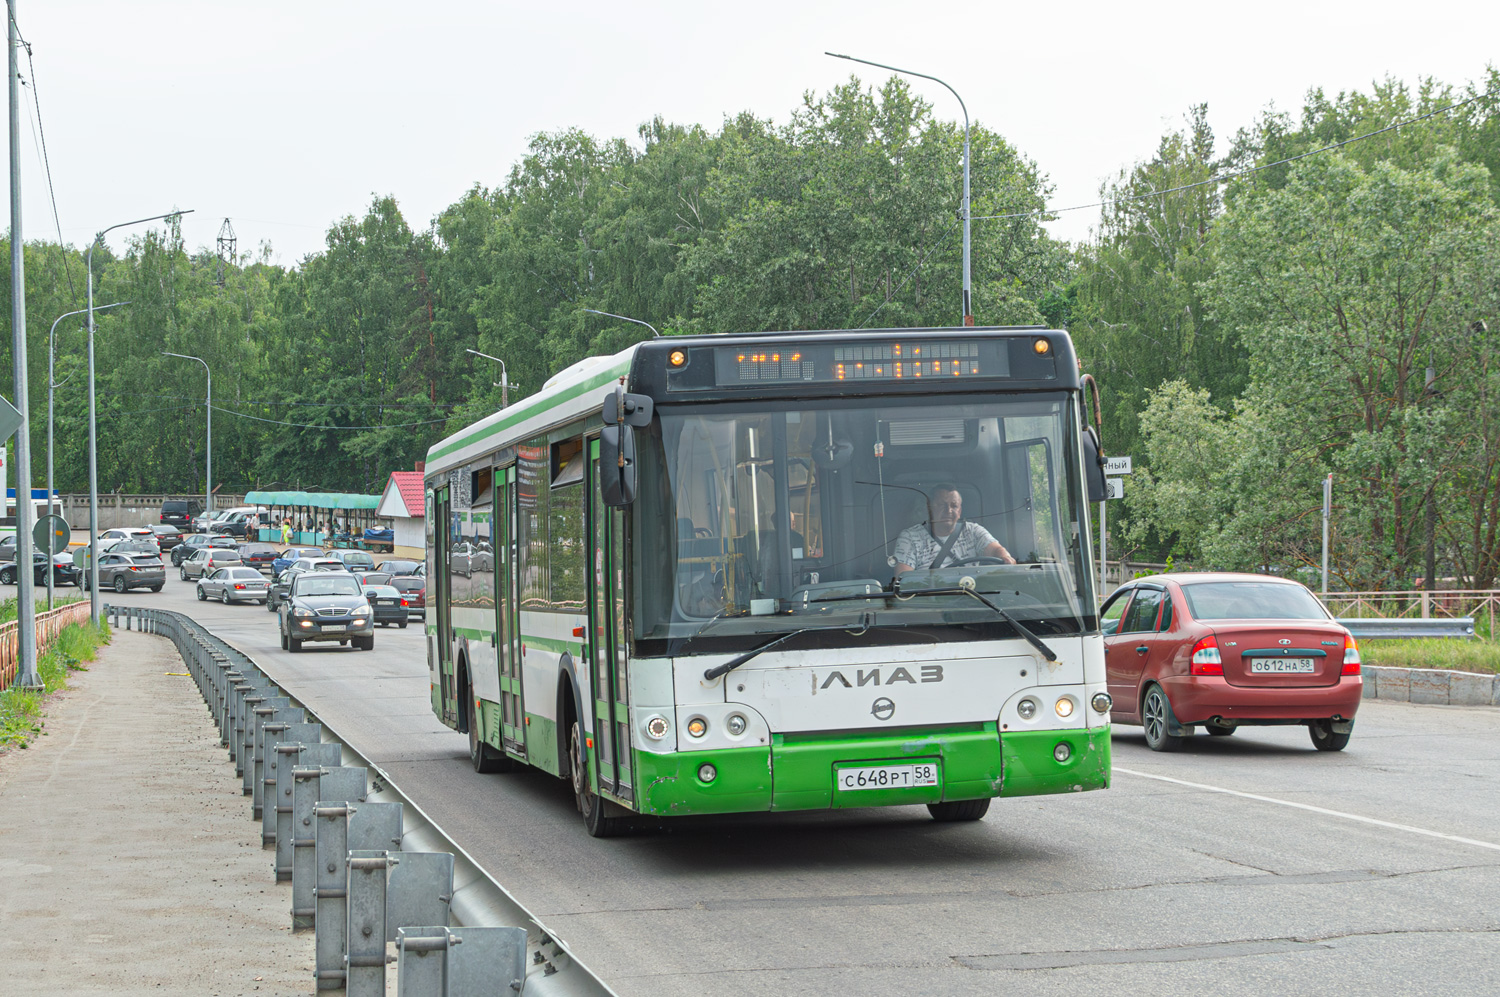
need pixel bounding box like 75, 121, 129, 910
1092, 692, 1113, 714
1054, 742, 1072, 762
726, 714, 747, 736
1055, 697, 1075, 718
1016, 698, 1038, 720
644, 716, 669, 740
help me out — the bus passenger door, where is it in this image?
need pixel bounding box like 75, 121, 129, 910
495, 465, 526, 756
589, 440, 632, 801
433, 484, 457, 726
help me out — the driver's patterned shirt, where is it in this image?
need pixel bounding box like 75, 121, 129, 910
893, 521, 999, 569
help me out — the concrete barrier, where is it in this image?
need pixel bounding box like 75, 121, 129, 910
1364, 665, 1499, 706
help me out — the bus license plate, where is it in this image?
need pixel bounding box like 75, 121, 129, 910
836, 763, 939, 791
1249, 658, 1315, 673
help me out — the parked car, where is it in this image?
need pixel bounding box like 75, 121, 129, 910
171, 533, 237, 566
323, 548, 377, 572
197, 566, 271, 605
99, 528, 159, 552
358, 579, 408, 628
0, 550, 77, 586
390, 575, 425, 620
239, 542, 280, 573
279, 572, 374, 652
85, 551, 165, 592
268, 558, 348, 611
272, 547, 326, 580
179, 546, 244, 581
149, 524, 184, 550
160, 499, 203, 532
376, 558, 422, 576
216, 509, 270, 539
105, 539, 162, 560
1101, 572, 1362, 752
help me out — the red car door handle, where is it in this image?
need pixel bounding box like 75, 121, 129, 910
1136, 645, 1149, 654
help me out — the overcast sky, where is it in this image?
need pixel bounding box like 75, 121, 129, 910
14, 0, 1500, 272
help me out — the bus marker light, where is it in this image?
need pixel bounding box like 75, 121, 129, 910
1055, 697, 1075, 718
645, 716, 669, 739
669, 350, 687, 367
1054, 742, 1072, 762
686, 717, 708, 738
1092, 692, 1113, 714
726, 714, 747, 736
1033, 338, 1051, 355
1017, 698, 1038, 720
698, 764, 717, 782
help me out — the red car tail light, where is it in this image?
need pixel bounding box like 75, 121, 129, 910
400, 598, 408, 607
234, 583, 246, 590
1190, 634, 1223, 675
1341, 633, 1361, 675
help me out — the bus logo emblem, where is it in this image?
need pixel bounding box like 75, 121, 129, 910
871, 698, 895, 722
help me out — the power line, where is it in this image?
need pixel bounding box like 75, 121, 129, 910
973, 85, 1500, 224
10, 17, 79, 308
858, 218, 959, 329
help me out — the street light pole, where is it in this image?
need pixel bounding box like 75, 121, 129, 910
465, 348, 515, 408
48, 303, 125, 609
161, 352, 210, 533
826, 52, 972, 325
86, 210, 192, 622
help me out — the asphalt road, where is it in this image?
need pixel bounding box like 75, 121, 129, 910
97, 570, 1500, 997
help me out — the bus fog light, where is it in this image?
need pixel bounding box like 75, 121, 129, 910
1054, 697, 1074, 718
726, 714, 747, 736
644, 716, 669, 740
1092, 692, 1113, 714
1054, 742, 1072, 762
686, 717, 708, 738
698, 763, 717, 782
1017, 698, 1038, 720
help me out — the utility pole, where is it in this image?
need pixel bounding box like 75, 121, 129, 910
9, 0, 39, 689
1321, 473, 1332, 597
1423, 359, 1439, 591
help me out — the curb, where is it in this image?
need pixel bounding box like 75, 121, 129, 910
1363, 665, 1499, 706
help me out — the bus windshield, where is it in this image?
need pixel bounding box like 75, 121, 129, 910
635, 393, 1095, 649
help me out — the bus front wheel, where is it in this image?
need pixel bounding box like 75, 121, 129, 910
569, 719, 630, 838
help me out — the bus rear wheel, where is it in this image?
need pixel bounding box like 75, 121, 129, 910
927, 798, 991, 822
569, 719, 630, 838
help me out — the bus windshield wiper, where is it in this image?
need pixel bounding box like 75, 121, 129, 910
702, 615, 875, 681
893, 583, 1058, 662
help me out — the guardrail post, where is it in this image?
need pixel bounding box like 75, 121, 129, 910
312, 778, 385, 990
394, 926, 448, 997
273, 725, 327, 880
396, 925, 528, 996
249, 696, 290, 808
386, 850, 455, 941
259, 707, 304, 838
289, 749, 345, 922
345, 850, 395, 997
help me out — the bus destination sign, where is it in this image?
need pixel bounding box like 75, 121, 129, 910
711, 339, 1010, 387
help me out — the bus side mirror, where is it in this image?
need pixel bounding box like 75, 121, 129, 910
603, 391, 653, 428
599, 424, 637, 506
1081, 426, 1107, 503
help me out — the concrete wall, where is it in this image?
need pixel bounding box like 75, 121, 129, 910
48, 494, 246, 531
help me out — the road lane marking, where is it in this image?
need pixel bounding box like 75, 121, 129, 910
1115, 767, 1500, 853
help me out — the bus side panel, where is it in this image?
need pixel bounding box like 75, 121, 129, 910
518, 611, 587, 777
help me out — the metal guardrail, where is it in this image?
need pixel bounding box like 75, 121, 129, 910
1339, 617, 1477, 640
105, 603, 615, 997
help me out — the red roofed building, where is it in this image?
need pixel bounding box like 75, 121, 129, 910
377, 469, 426, 560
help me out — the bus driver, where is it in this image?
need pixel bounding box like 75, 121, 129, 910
893, 484, 1015, 575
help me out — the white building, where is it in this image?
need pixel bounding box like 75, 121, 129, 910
375, 470, 425, 561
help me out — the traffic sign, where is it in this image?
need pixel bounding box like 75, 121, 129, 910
1105, 477, 1124, 500
34, 514, 71, 555
0, 394, 20, 442
1104, 456, 1132, 476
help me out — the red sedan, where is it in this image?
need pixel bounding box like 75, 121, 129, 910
1102, 573, 1362, 752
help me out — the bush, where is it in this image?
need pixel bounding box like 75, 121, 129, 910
0, 617, 111, 751
1360, 638, 1500, 675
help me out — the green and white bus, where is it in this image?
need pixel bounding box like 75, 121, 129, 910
424, 326, 1111, 835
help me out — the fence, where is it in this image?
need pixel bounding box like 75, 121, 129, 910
1319, 590, 1500, 638
0, 600, 93, 689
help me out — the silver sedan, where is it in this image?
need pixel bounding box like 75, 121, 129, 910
197, 566, 271, 605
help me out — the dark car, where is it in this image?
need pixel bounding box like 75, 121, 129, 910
1102, 572, 1362, 752
179, 546, 243, 581
171, 533, 237, 566
149, 524, 184, 550
272, 547, 325, 580
0, 550, 77, 587
376, 558, 422, 576
160, 499, 203, 532
323, 548, 377, 572
279, 572, 374, 651
268, 558, 348, 611
390, 575, 425, 620
358, 580, 408, 628
85, 551, 165, 593
239, 543, 279, 573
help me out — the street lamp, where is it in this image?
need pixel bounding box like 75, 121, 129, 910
581, 308, 661, 338
47, 302, 126, 609
465, 349, 517, 408
161, 352, 211, 540
826, 52, 973, 326
86, 210, 192, 621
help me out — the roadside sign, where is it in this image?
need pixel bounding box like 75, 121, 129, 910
0, 394, 20, 442
1105, 477, 1124, 500
1103, 456, 1132, 476
34, 515, 71, 555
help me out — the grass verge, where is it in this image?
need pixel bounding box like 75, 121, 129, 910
1360, 638, 1500, 674
0, 614, 112, 751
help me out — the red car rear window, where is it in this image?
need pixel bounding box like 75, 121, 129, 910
1179, 582, 1328, 620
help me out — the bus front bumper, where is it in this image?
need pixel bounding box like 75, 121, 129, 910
633, 723, 1110, 816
